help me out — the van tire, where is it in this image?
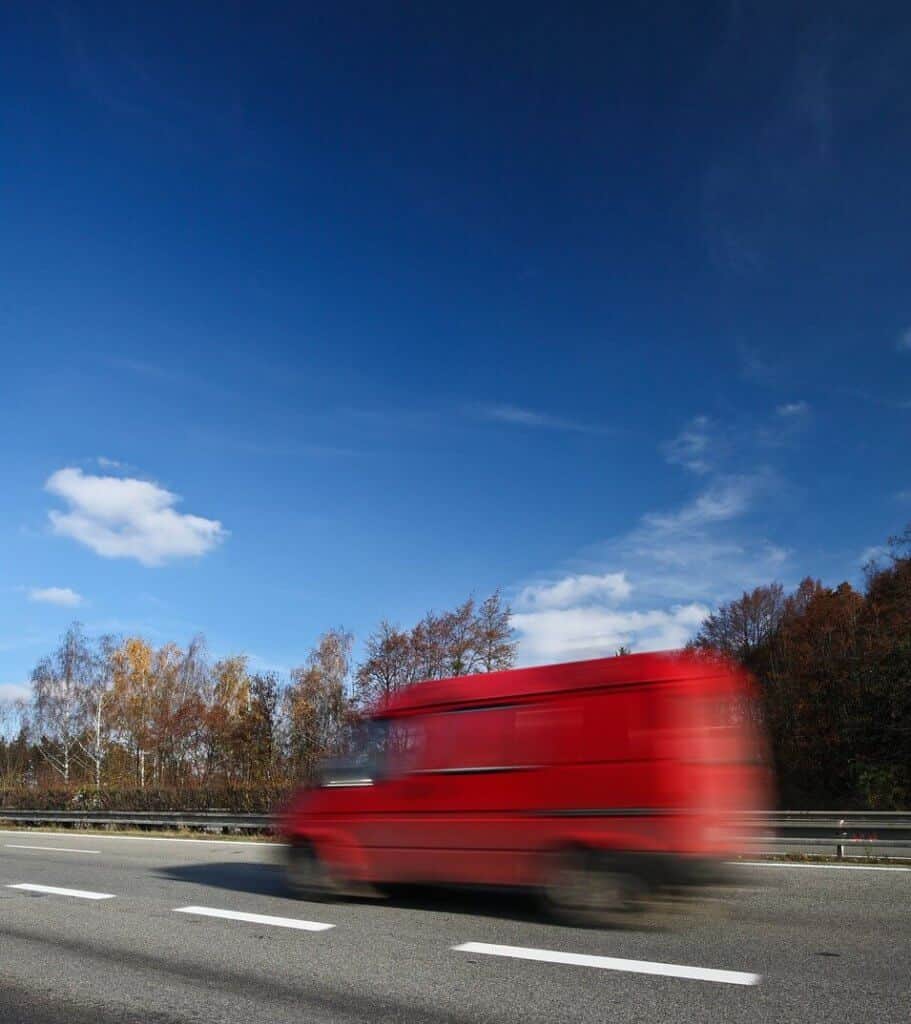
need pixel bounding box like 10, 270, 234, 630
286, 840, 336, 900
542, 848, 643, 927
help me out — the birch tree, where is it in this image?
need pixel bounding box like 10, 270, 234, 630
31, 624, 93, 784
76, 634, 115, 790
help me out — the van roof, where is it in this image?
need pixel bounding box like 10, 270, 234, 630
377, 650, 734, 716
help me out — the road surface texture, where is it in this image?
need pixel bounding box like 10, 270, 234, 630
1, 829, 908, 1024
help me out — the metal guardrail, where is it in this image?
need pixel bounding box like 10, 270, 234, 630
0, 809, 272, 831
744, 811, 911, 858
753, 837, 911, 859
0, 808, 909, 858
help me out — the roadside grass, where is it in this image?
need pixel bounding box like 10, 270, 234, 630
737, 851, 911, 866
0, 821, 278, 842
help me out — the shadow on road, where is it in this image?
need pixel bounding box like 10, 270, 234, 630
155, 861, 763, 929
155, 860, 547, 924
157, 861, 288, 899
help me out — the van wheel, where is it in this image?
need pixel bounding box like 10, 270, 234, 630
286, 841, 336, 900
543, 849, 643, 927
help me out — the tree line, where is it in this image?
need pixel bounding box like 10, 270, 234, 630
3, 530, 910, 811
0, 592, 515, 804
692, 527, 911, 809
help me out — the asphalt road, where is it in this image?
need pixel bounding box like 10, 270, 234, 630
1, 830, 909, 1024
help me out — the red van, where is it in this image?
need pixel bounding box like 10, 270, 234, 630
276, 651, 770, 922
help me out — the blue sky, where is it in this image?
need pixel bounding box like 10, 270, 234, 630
2, 3, 910, 697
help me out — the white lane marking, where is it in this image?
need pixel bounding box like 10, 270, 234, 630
453, 942, 760, 986
5, 844, 101, 854
174, 905, 333, 931
6, 883, 116, 900
738, 861, 911, 873
0, 829, 278, 848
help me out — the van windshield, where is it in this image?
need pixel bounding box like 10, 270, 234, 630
319, 717, 424, 786
319, 719, 391, 786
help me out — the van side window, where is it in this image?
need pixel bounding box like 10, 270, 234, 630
386, 717, 426, 776
514, 704, 583, 764
422, 705, 516, 772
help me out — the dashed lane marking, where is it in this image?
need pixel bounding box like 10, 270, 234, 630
173, 905, 334, 931
453, 941, 760, 986
6, 883, 116, 900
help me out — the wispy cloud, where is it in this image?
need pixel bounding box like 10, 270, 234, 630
701, 16, 840, 278
841, 387, 911, 411
45, 467, 228, 567
643, 475, 759, 533
793, 34, 835, 158
661, 415, 717, 474
221, 437, 360, 459
106, 358, 235, 400
736, 341, 775, 383
28, 586, 83, 608
471, 403, 606, 434
109, 357, 178, 380
96, 456, 125, 470
776, 401, 810, 417
897, 328, 911, 353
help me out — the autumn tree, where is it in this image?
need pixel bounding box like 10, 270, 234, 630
692, 583, 786, 663
355, 591, 517, 709
474, 590, 517, 671
206, 654, 251, 783
110, 636, 155, 785
354, 620, 416, 709
410, 610, 452, 681
12, 585, 518, 799
284, 629, 353, 781
693, 528, 911, 808
247, 672, 280, 783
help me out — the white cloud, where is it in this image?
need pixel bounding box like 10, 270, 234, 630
513, 604, 710, 662
96, 456, 125, 469
511, 472, 785, 664
518, 572, 631, 611
776, 401, 810, 417
661, 416, 715, 474
897, 328, 911, 353
860, 545, 890, 566
0, 682, 30, 703
28, 586, 83, 607
45, 467, 227, 567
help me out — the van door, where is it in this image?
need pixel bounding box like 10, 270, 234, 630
399, 703, 530, 884
340, 715, 443, 882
